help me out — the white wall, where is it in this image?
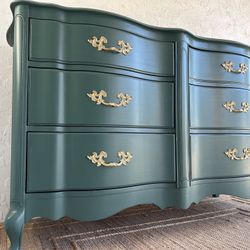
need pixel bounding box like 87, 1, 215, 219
1, 0, 250, 222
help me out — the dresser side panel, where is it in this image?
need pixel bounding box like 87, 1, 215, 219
9, 5, 29, 209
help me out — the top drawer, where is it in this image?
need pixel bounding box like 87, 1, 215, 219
29, 19, 174, 76
189, 48, 250, 85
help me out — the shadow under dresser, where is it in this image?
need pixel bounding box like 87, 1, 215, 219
4, 1, 250, 249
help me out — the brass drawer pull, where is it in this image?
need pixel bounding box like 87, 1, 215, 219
87, 90, 132, 107
221, 61, 248, 74
87, 151, 133, 167
223, 101, 250, 113
87, 36, 132, 55
225, 148, 250, 160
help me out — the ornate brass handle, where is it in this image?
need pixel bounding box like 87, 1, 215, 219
223, 101, 250, 113
87, 151, 133, 167
224, 148, 250, 160
87, 90, 132, 107
221, 61, 248, 74
87, 36, 132, 55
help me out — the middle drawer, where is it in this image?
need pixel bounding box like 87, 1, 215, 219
27, 132, 176, 192
190, 85, 250, 129
28, 68, 174, 128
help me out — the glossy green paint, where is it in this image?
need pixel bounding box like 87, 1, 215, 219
5, 4, 28, 250
5, 1, 250, 250
29, 19, 175, 76
176, 41, 190, 188
189, 48, 250, 85
191, 134, 250, 179
25, 178, 250, 222
27, 133, 176, 192
190, 85, 250, 129
28, 68, 174, 127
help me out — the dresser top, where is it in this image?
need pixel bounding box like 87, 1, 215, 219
7, 0, 250, 56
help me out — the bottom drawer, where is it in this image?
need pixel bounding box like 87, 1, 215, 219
191, 134, 250, 179
27, 133, 176, 192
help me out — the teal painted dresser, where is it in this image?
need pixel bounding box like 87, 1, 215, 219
5, 1, 250, 249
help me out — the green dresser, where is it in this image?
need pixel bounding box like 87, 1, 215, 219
5, 1, 250, 249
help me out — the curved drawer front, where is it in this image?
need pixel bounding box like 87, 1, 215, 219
189, 48, 250, 85
191, 135, 250, 179
29, 19, 174, 76
190, 85, 250, 129
27, 133, 176, 192
28, 68, 174, 127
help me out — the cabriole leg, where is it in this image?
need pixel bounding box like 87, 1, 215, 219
4, 206, 24, 250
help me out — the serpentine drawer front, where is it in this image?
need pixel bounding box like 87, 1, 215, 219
27, 133, 176, 192
28, 68, 174, 127
191, 135, 250, 179
5, 2, 250, 250
29, 19, 174, 76
190, 48, 250, 85
190, 85, 250, 129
